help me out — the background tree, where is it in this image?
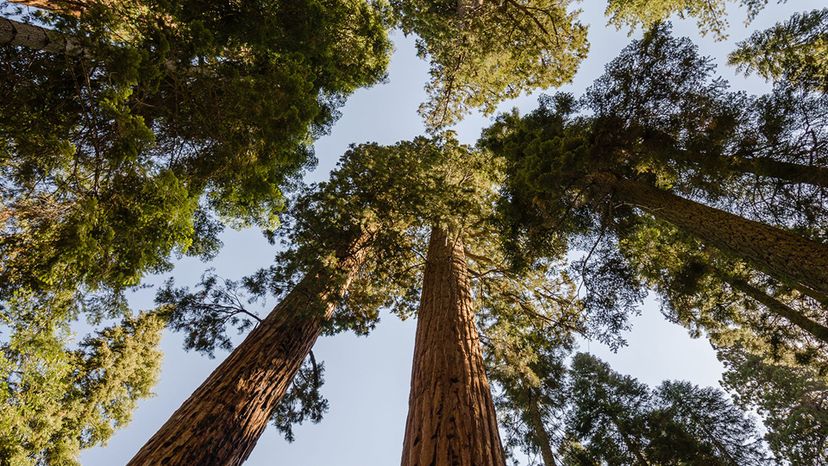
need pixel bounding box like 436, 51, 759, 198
720, 346, 828, 463
515, 352, 772, 465
480, 24, 828, 307
730, 8, 828, 94
0, 308, 164, 465
619, 217, 828, 374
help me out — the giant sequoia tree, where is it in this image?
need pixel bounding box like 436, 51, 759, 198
143, 136, 589, 465
0, 3, 392, 459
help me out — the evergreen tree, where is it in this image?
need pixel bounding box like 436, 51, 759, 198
730, 8, 828, 94
0, 0, 393, 311
720, 346, 828, 463
0, 309, 164, 465
619, 217, 828, 374
498, 352, 770, 465
143, 135, 587, 464
480, 24, 828, 306
391, 0, 588, 128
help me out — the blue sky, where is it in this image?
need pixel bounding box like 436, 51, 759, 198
81, 1, 808, 464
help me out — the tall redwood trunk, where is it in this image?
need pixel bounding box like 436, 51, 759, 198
603, 175, 828, 300
401, 226, 506, 466
128, 238, 367, 466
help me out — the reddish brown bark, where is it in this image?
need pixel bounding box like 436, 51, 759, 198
401, 226, 506, 466
603, 175, 828, 301
127, 238, 367, 466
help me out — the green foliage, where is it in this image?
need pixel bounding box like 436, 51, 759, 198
730, 8, 828, 93
158, 136, 587, 445
493, 350, 770, 465
480, 25, 828, 351
0, 0, 393, 303
604, 0, 779, 39
0, 5, 392, 456
619, 217, 828, 374
0, 310, 164, 465
392, 0, 588, 128
270, 353, 328, 443
563, 352, 770, 465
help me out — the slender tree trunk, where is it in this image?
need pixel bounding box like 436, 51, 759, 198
601, 174, 828, 300
0, 17, 83, 54
128, 236, 368, 466
673, 149, 828, 189
401, 226, 506, 466
525, 394, 557, 466
722, 273, 828, 344
731, 156, 828, 190
7, 0, 83, 15
609, 413, 649, 466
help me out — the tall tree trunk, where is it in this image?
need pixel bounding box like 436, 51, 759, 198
525, 394, 557, 466
401, 226, 506, 466
601, 174, 828, 300
673, 149, 828, 189
721, 273, 828, 344
0, 17, 83, 54
731, 155, 828, 190
128, 236, 368, 466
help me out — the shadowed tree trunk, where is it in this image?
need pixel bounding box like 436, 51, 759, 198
0, 17, 83, 53
671, 148, 828, 189
525, 394, 557, 466
127, 235, 369, 466
401, 226, 506, 466
721, 273, 828, 344
8, 0, 83, 15
729, 155, 828, 189
600, 174, 828, 301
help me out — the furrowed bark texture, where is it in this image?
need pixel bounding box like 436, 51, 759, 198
0, 17, 82, 54
606, 175, 828, 300
128, 239, 367, 466
401, 226, 506, 466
